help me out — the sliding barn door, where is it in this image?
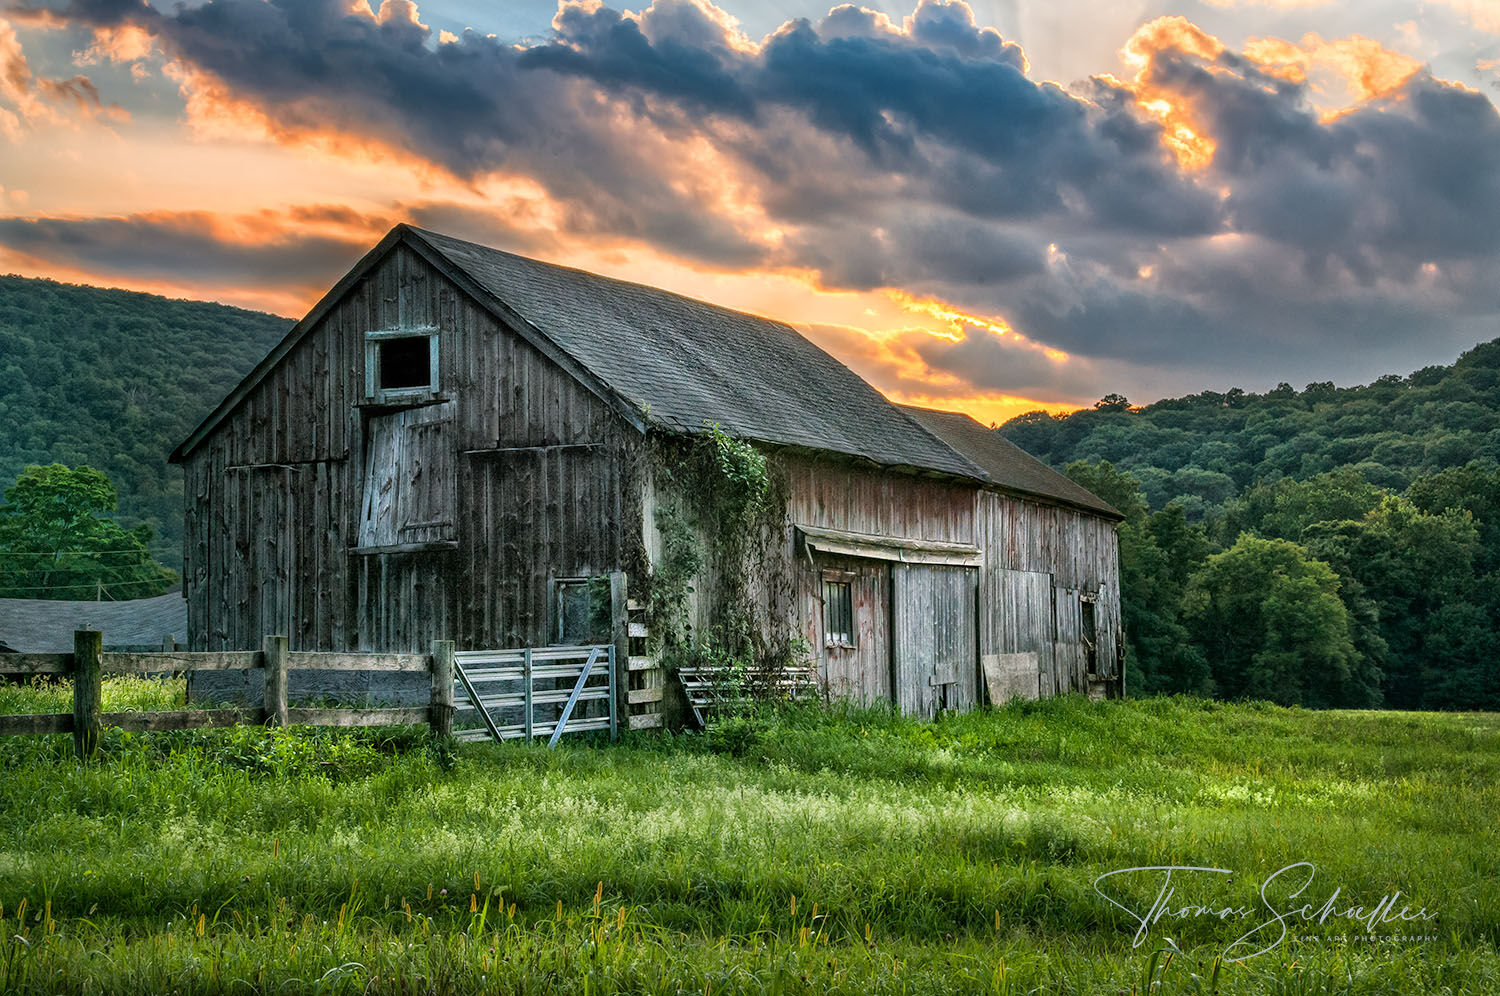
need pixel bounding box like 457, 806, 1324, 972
891, 564, 979, 718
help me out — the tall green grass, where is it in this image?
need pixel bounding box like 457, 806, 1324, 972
0, 696, 1494, 994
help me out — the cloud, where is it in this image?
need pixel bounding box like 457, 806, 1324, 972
0, 15, 124, 135
0, 209, 370, 299
4, 0, 1500, 408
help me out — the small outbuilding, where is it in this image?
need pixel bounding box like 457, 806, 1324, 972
170, 225, 1123, 722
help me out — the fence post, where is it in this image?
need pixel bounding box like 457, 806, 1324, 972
73, 629, 103, 760
263, 635, 289, 727
430, 640, 455, 738
609, 571, 628, 741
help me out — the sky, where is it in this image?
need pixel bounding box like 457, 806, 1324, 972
2, 1, 1499, 424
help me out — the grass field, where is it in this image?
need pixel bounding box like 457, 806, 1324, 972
0, 678, 1495, 994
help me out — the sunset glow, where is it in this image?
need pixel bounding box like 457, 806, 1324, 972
2, 0, 1498, 420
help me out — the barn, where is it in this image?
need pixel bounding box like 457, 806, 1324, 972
170, 224, 1123, 726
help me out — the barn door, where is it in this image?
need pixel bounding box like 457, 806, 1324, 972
359, 402, 455, 548
891, 564, 978, 718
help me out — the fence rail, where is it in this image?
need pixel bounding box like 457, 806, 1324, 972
0, 630, 618, 757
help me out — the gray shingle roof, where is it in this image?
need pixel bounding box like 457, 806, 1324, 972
407, 227, 983, 478
898, 405, 1123, 519
0, 592, 186, 653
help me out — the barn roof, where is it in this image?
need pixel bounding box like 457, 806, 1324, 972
898, 406, 1123, 519
170, 225, 1119, 519
0, 592, 186, 653
404, 227, 982, 478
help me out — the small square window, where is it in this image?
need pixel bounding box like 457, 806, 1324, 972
365, 329, 438, 402
379, 336, 431, 391
822, 576, 854, 647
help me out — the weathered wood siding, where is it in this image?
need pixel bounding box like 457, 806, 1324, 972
977, 491, 1122, 697
891, 563, 979, 718
806, 555, 891, 706
182, 244, 634, 653
644, 447, 1120, 713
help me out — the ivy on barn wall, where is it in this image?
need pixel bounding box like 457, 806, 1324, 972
643, 424, 805, 679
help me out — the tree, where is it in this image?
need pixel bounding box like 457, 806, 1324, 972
1183, 536, 1362, 707
1301, 496, 1480, 709
0, 464, 176, 600
1094, 393, 1131, 412
1221, 468, 1385, 543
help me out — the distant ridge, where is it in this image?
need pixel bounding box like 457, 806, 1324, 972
0, 275, 292, 570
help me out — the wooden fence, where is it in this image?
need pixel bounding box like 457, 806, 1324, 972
0, 630, 457, 759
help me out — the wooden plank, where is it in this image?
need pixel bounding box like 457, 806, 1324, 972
430, 639, 454, 738
105, 709, 252, 732
627, 687, 664, 705
0, 654, 71, 675
628, 622, 649, 638
609, 570, 627, 741
0, 713, 71, 736
103, 652, 262, 673
287, 652, 431, 672
628, 712, 663, 730
285, 706, 432, 727
627, 655, 656, 671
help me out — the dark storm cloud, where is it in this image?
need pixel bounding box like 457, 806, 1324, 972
0, 212, 366, 287
8, 0, 1500, 403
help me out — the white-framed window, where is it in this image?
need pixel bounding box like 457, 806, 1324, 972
365, 327, 439, 402
822, 570, 855, 648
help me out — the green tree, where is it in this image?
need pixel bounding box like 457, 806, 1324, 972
1183, 536, 1362, 707
1221, 468, 1386, 542
0, 464, 176, 600
1301, 496, 1480, 709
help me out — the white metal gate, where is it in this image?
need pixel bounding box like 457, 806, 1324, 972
452, 645, 615, 744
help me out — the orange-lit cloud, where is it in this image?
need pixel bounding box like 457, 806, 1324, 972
1242, 33, 1422, 111
0, 17, 127, 137
1109, 17, 1225, 169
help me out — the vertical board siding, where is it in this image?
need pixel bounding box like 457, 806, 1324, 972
977, 490, 1122, 697
183, 245, 633, 653
811, 556, 891, 706
891, 564, 979, 718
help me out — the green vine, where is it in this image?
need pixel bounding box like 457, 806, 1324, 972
645, 422, 799, 690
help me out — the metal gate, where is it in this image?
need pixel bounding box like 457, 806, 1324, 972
452, 645, 615, 744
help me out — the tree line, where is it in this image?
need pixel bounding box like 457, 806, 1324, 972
1004, 341, 1500, 710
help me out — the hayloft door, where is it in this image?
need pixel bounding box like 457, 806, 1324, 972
358, 402, 456, 549
891, 564, 979, 718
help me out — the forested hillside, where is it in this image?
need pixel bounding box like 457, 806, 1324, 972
0, 276, 291, 573
1002, 340, 1500, 710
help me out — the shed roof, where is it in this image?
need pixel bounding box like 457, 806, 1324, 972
0, 592, 186, 653
898, 405, 1123, 519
